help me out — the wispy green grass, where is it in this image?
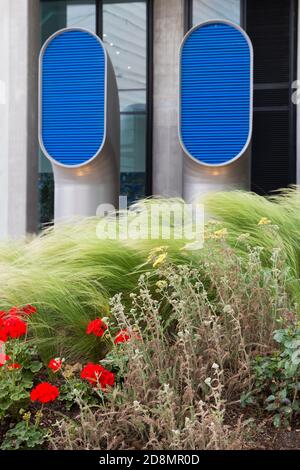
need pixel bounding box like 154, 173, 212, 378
1, 191, 300, 360
204, 189, 298, 264
0, 200, 197, 359
204, 187, 300, 302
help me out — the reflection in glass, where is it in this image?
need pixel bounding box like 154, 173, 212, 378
103, 1, 146, 90
66, 2, 95, 30
121, 105, 146, 173
193, 0, 241, 25
119, 90, 146, 112
41, 1, 96, 43
103, 1, 147, 202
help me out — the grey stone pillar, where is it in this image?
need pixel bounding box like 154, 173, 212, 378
0, 0, 40, 239
152, 0, 185, 197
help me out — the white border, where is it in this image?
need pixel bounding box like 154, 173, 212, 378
39, 27, 108, 169
178, 19, 254, 168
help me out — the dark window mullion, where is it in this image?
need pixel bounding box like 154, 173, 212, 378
146, 0, 153, 196
96, 0, 102, 38
288, 0, 297, 184
184, 0, 193, 31
240, 0, 247, 30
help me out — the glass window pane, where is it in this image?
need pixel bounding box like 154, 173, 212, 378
193, 0, 241, 25
119, 90, 146, 111
103, 1, 147, 204
41, 1, 96, 42
121, 112, 146, 173
66, 1, 96, 30
103, 1, 146, 91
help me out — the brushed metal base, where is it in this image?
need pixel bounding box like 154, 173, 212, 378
183, 148, 251, 204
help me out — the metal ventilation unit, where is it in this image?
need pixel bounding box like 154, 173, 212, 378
39, 28, 120, 220
179, 20, 253, 202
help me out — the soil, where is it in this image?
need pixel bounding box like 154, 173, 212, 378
226, 406, 300, 450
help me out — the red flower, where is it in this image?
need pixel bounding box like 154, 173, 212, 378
114, 329, 141, 345
48, 358, 63, 373
114, 329, 131, 345
0, 354, 10, 367
22, 305, 37, 316
8, 363, 21, 370
8, 307, 20, 316
80, 363, 114, 390
30, 382, 59, 403
0, 318, 8, 342
86, 318, 107, 338
4, 316, 27, 339
0, 331, 8, 342
0, 308, 30, 341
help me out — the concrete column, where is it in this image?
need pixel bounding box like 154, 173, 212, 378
152, 0, 184, 197
0, 0, 40, 239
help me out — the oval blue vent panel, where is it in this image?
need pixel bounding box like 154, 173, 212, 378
40, 29, 106, 167
180, 22, 252, 166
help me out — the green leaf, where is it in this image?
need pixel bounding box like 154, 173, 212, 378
273, 414, 282, 428
284, 339, 300, 349
278, 389, 287, 400
274, 330, 285, 344
266, 395, 276, 403
266, 403, 279, 411
29, 361, 43, 373
0, 401, 11, 410
291, 350, 300, 365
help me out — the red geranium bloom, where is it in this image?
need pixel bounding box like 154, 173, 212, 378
0, 354, 10, 367
8, 307, 20, 316
4, 316, 27, 339
22, 305, 37, 316
86, 318, 107, 338
8, 363, 21, 370
30, 382, 59, 403
114, 329, 131, 344
48, 358, 63, 373
0, 319, 8, 342
0, 311, 6, 319
114, 329, 141, 344
80, 363, 114, 390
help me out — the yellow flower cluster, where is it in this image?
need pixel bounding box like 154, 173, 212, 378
148, 246, 168, 268
213, 228, 228, 239
204, 222, 228, 241
153, 253, 167, 268
258, 217, 271, 226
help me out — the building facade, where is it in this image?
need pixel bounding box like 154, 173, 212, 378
0, 0, 299, 238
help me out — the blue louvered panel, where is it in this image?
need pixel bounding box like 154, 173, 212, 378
180, 22, 251, 165
41, 30, 105, 167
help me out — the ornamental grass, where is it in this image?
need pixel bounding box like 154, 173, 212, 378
0, 191, 300, 362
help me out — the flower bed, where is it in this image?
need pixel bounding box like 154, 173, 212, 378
1, 192, 300, 449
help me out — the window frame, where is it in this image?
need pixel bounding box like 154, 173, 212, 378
96, 0, 153, 196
